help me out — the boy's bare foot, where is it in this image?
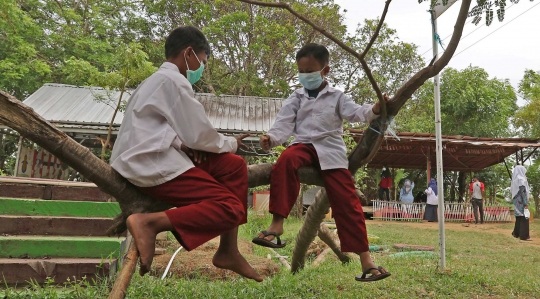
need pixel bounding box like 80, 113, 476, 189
212, 250, 263, 282
126, 214, 157, 276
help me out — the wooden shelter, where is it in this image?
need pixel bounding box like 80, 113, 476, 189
349, 130, 540, 178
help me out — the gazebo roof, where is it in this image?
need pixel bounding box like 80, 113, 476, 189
348, 130, 540, 172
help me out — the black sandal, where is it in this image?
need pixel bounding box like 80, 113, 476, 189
355, 266, 391, 282
252, 230, 286, 248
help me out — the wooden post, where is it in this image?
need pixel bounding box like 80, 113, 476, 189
13, 136, 23, 177
107, 238, 138, 299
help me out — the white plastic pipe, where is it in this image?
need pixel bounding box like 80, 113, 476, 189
161, 246, 183, 280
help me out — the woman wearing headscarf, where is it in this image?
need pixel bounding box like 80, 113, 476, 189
399, 179, 415, 203
378, 166, 392, 201
423, 178, 438, 222
511, 165, 531, 241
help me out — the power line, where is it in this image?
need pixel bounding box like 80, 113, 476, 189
453, 1, 540, 58
420, 2, 517, 58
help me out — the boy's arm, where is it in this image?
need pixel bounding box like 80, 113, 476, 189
339, 94, 378, 124
266, 93, 300, 148
161, 78, 238, 153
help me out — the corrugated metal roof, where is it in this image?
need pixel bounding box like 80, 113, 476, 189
348, 129, 540, 171
23, 83, 284, 133
24, 84, 125, 125
197, 94, 283, 133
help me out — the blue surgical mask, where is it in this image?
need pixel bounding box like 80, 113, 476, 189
184, 49, 204, 85
298, 66, 325, 90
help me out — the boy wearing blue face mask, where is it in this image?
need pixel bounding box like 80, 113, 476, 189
254, 43, 391, 282
111, 26, 261, 281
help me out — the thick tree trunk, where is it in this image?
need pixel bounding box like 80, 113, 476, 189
291, 188, 329, 273
290, 186, 304, 219
0, 90, 171, 236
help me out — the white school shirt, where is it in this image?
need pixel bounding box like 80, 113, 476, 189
425, 187, 438, 205
267, 84, 377, 170
110, 62, 238, 187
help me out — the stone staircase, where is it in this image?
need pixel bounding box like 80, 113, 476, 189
0, 177, 126, 285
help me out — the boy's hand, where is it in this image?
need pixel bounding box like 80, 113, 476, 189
236, 134, 250, 151
260, 135, 271, 152
372, 93, 391, 115
180, 144, 208, 164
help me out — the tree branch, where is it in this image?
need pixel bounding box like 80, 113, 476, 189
237, 0, 390, 106
389, 0, 472, 115
0, 90, 171, 236
360, 0, 391, 60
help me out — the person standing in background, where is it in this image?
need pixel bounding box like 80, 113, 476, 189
378, 166, 392, 201
423, 178, 438, 222
511, 166, 531, 241
469, 176, 485, 224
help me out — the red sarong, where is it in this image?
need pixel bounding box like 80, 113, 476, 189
138, 153, 247, 251
269, 143, 369, 253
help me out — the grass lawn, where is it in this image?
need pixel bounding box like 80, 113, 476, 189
2, 212, 539, 298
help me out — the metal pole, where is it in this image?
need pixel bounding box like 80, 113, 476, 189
431, 12, 446, 270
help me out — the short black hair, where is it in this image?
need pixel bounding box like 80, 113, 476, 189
165, 26, 211, 59
295, 43, 330, 66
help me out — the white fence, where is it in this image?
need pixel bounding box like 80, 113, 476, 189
372, 200, 512, 223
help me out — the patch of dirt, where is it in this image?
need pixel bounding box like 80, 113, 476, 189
151, 238, 280, 280
369, 220, 540, 247
306, 239, 329, 260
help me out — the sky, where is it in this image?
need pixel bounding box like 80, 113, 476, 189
332, 0, 540, 104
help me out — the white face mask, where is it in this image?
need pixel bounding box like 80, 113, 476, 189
297, 66, 325, 90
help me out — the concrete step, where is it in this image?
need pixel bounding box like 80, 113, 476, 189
0, 198, 120, 218
0, 177, 111, 202
0, 236, 125, 259
0, 215, 116, 236
0, 258, 117, 286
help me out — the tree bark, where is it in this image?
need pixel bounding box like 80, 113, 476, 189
290, 186, 304, 219
0, 90, 171, 236
317, 223, 351, 264
291, 188, 329, 273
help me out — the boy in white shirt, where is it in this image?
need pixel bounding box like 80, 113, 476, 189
253, 43, 391, 282
110, 26, 262, 281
